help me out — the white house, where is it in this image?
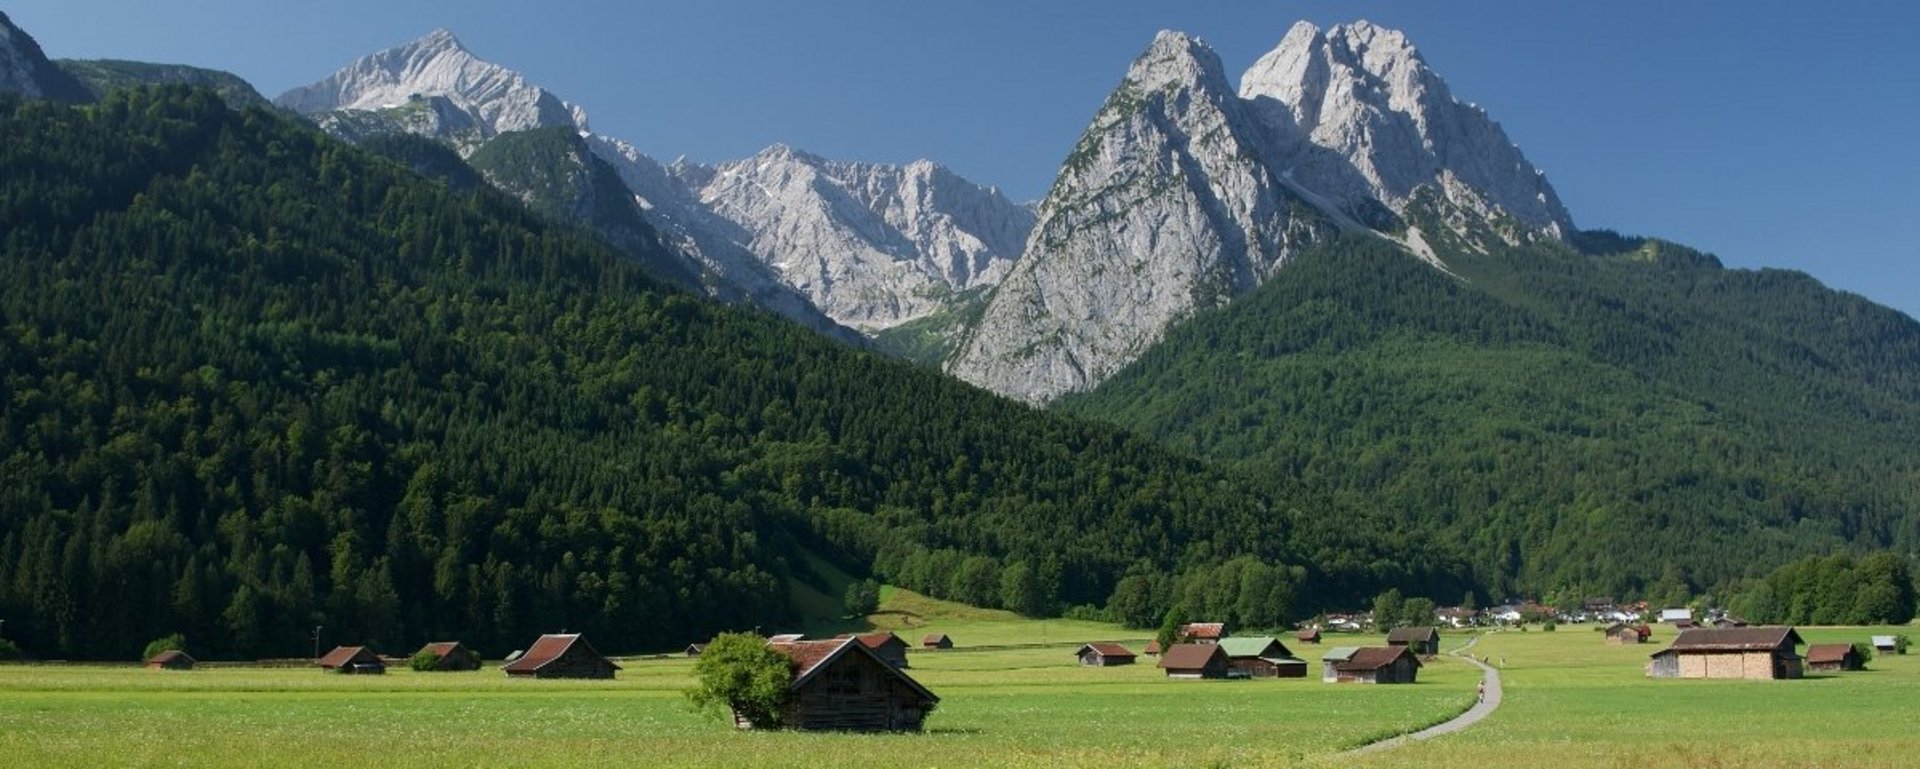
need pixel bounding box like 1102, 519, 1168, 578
1659, 608, 1692, 623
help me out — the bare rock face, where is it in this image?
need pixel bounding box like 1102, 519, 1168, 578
686, 145, 1033, 331
0, 12, 91, 102
951, 22, 1573, 403
275, 29, 583, 147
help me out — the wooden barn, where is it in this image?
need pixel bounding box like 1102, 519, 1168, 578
1804, 644, 1864, 673
1157, 643, 1230, 679
1297, 627, 1322, 644
1385, 626, 1441, 656
1143, 640, 1162, 656
836, 632, 911, 669
501, 633, 620, 679
751, 637, 939, 732
1321, 647, 1358, 683
1871, 635, 1897, 653
1605, 623, 1650, 645
317, 646, 385, 675
1075, 642, 1137, 667
413, 641, 481, 671
1177, 622, 1227, 644
1218, 636, 1307, 678
1327, 646, 1421, 684
685, 643, 706, 657
921, 633, 953, 650
1646, 627, 1804, 680
146, 650, 195, 671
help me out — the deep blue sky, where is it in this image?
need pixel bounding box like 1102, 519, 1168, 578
12, 1, 1920, 318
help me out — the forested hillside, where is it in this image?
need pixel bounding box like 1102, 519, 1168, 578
0, 87, 1465, 660
1059, 232, 1920, 601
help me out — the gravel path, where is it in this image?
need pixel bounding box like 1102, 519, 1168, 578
1340, 631, 1503, 758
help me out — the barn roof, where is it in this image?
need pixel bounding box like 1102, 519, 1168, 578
1179, 622, 1226, 640
1321, 646, 1360, 662
1077, 642, 1135, 658
845, 632, 906, 650
1218, 636, 1294, 660
499, 633, 620, 674
1335, 646, 1420, 672
921, 634, 950, 645
1804, 644, 1857, 664
1157, 643, 1226, 670
1386, 626, 1439, 644
418, 641, 467, 658
147, 650, 194, 664
770, 637, 939, 702
1297, 627, 1321, 640
768, 633, 806, 643
1871, 635, 1896, 646
1660, 626, 1803, 654
316, 646, 378, 668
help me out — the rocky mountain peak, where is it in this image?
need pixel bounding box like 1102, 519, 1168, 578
0, 11, 92, 103
276, 29, 585, 142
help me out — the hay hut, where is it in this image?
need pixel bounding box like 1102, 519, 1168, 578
921, 633, 952, 650
1605, 623, 1647, 645
1218, 636, 1307, 678
146, 650, 195, 671
1385, 626, 1442, 656
1075, 642, 1137, 667
1646, 627, 1804, 680
1327, 646, 1420, 684
1804, 644, 1864, 673
501, 633, 620, 679
1176, 622, 1227, 644
413, 641, 482, 671
316, 645, 385, 675
837, 632, 911, 669
1297, 627, 1322, 644
685, 643, 706, 657
749, 637, 939, 732
1157, 643, 1230, 679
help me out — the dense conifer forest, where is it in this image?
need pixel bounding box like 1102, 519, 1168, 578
0, 88, 1474, 659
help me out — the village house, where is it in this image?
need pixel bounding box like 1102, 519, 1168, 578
921, 633, 953, 650
836, 632, 911, 669
1217, 636, 1307, 678
1176, 622, 1227, 644
412, 641, 481, 671
1157, 643, 1230, 679
1326, 646, 1421, 684
1646, 627, 1804, 680
1075, 642, 1137, 667
1659, 607, 1693, 624
501, 633, 620, 679
1386, 626, 1442, 656
1803, 644, 1864, 673
317, 645, 385, 675
1296, 627, 1322, 644
1487, 605, 1523, 625
752, 637, 939, 732
1436, 607, 1478, 628
146, 650, 195, 671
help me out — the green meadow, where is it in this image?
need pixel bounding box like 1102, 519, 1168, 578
0, 601, 1912, 768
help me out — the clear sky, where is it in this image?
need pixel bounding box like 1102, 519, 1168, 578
11, 1, 1920, 319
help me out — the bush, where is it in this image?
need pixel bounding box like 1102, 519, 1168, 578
1897, 634, 1912, 655
0, 638, 21, 661
1061, 604, 1111, 622
141, 634, 186, 661
410, 649, 443, 672
686, 632, 794, 728
1852, 642, 1875, 667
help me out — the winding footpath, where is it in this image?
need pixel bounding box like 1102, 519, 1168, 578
1341, 631, 1503, 758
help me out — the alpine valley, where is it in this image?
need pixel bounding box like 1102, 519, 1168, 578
0, 11, 1916, 663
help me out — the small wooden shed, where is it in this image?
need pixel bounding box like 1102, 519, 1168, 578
1605, 623, 1649, 645
317, 645, 385, 675
1321, 647, 1359, 683
751, 637, 939, 732
1157, 643, 1230, 679
1075, 642, 1137, 667
685, 643, 706, 657
1218, 636, 1307, 678
1143, 639, 1162, 656
921, 633, 953, 650
146, 650, 196, 671
1871, 635, 1897, 653
501, 633, 620, 679
1646, 627, 1804, 680
413, 641, 482, 671
1804, 644, 1864, 673
1385, 626, 1441, 656
1328, 646, 1421, 684
1296, 627, 1322, 644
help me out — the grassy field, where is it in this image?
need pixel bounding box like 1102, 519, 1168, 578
1, 601, 1911, 767
1349, 625, 1920, 769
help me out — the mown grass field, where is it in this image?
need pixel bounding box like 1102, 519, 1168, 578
0, 602, 1911, 768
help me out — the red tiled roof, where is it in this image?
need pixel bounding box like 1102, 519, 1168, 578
1157, 643, 1225, 670
500, 633, 620, 674
1335, 646, 1419, 672
1078, 642, 1135, 658
853, 632, 906, 650
1179, 622, 1226, 640
1805, 644, 1856, 664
